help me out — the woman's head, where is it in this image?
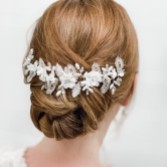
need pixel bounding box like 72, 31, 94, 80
23, 0, 138, 140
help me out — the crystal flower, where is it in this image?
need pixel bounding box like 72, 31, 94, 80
23, 49, 34, 67
42, 67, 58, 95
72, 83, 81, 98
100, 75, 111, 94
105, 58, 125, 95
75, 63, 85, 74
115, 56, 125, 77
115, 57, 124, 69
55, 63, 81, 97
25, 60, 38, 82
114, 77, 122, 86
102, 64, 117, 79
36, 58, 48, 82
80, 63, 103, 95
110, 83, 117, 95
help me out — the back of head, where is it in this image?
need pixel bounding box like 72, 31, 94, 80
23, 0, 138, 140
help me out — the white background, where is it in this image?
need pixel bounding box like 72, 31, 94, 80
0, 0, 167, 167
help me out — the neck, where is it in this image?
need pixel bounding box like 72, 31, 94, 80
34, 131, 102, 167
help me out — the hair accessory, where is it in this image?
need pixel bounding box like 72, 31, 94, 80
23, 48, 125, 97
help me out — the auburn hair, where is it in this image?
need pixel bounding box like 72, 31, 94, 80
23, 0, 139, 140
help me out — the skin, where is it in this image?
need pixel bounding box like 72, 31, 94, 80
24, 74, 137, 167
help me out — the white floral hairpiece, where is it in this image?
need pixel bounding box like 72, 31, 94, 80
23, 48, 125, 97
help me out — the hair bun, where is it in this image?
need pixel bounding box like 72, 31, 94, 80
49, 106, 86, 140
30, 87, 90, 140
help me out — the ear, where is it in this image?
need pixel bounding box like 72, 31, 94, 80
120, 72, 138, 106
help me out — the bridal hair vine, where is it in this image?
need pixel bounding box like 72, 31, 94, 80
23, 48, 125, 98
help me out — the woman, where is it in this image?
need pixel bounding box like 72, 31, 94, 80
0, 0, 138, 166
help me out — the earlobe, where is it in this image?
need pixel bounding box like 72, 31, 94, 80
120, 91, 132, 106
120, 72, 138, 107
